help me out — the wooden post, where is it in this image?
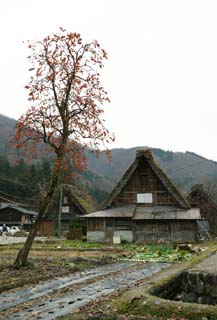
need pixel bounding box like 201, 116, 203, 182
58, 185, 63, 239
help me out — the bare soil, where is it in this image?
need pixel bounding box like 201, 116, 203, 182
0, 241, 216, 320
0, 247, 121, 292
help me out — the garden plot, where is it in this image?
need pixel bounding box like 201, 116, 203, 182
0, 261, 136, 311
1, 262, 169, 320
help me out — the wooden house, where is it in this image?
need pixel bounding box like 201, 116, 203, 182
0, 204, 37, 230
52, 185, 93, 231
187, 184, 217, 236
84, 149, 201, 243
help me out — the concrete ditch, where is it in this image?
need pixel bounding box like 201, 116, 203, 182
153, 271, 217, 305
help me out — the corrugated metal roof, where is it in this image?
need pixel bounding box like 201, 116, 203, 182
133, 207, 201, 220
83, 206, 136, 218
84, 206, 201, 220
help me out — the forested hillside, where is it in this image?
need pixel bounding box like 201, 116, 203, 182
1, 113, 217, 206
0, 114, 16, 153
86, 147, 217, 193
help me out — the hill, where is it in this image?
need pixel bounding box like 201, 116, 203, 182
0, 114, 16, 153
1, 113, 217, 201
85, 147, 217, 193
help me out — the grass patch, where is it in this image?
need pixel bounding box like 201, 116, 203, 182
116, 294, 217, 320
52, 239, 104, 249
0, 239, 105, 251
111, 243, 217, 320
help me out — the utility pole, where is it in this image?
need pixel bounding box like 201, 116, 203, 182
58, 185, 63, 238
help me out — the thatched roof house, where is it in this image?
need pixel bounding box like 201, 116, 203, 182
187, 184, 217, 235
84, 149, 201, 243
51, 185, 94, 231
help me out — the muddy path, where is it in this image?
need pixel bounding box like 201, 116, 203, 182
0, 261, 169, 320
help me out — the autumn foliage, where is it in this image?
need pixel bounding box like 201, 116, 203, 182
15, 27, 114, 172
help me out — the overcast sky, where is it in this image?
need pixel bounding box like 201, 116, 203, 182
1, 0, 217, 160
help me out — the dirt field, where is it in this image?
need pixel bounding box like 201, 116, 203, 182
0, 239, 217, 320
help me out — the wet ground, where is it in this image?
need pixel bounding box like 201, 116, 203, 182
0, 261, 169, 320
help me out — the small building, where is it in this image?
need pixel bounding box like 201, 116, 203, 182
35, 186, 93, 236
187, 184, 217, 236
84, 149, 201, 243
0, 204, 37, 230
51, 185, 94, 232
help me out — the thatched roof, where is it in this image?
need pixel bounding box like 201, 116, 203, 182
187, 184, 217, 235
62, 185, 94, 214
187, 184, 217, 209
101, 149, 191, 210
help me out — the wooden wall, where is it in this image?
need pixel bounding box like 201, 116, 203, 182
133, 220, 197, 243
56, 200, 85, 231
0, 208, 22, 225
86, 218, 197, 243
112, 160, 178, 207
38, 220, 54, 236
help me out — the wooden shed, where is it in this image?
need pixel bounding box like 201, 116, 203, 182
187, 184, 217, 236
84, 149, 201, 243
0, 204, 37, 230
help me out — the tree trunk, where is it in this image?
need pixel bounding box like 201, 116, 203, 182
14, 212, 45, 268
14, 170, 59, 269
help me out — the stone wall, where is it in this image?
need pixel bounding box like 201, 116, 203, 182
181, 271, 217, 304
153, 271, 217, 305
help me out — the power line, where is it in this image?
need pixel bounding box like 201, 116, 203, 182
0, 189, 35, 204
0, 171, 40, 192
0, 193, 30, 207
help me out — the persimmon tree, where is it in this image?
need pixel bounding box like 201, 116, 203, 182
13, 28, 114, 268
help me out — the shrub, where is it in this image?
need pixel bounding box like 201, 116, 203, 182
14, 230, 27, 237
66, 228, 83, 240
69, 218, 85, 229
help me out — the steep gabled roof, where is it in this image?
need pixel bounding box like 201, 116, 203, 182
102, 149, 191, 209
187, 184, 217, 234
63, 185, 94, 214
187, 184, 217, 209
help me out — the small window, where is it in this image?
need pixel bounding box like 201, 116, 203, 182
137, 193, 153, 203
106, 220, 113, 228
